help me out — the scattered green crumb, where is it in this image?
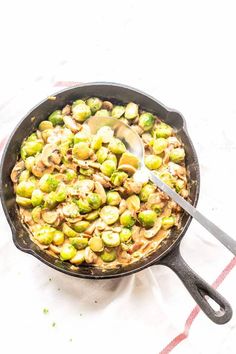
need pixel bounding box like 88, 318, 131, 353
43, 308, 49, 314
52, 322, 56, 327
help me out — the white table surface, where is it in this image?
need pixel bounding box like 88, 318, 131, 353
0, 1, 236, 353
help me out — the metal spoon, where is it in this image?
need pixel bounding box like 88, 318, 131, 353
86, 115, 236, 255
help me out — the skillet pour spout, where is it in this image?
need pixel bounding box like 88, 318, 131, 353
0, 82, 232, 324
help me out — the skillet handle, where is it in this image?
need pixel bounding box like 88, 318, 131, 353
156, 246, 232, 324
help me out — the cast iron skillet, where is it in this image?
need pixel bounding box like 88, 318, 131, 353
0, 82, 232, 324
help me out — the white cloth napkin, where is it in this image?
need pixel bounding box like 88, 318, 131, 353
0, 82, 235, 354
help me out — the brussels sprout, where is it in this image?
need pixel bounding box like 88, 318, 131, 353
119, 228, 132, 242
90, 135, 103, 151
70, 237, 88, 250
89, 236, 104, 252
73, 131, 91, 144
62, 223, 78, 237
100, 248, 116, 262
39, 121, 53, 131
87, 193, 102, 210
95, 109, 110, 117
145, 155, 162, 170
162, 215, 175, 230
169, 148, 185, 163
44, 191, 58, 209
96, 147, 108, 164
106, 191, 121, 206
19, 170, 30, 183
102, 231, 120, 247
175, 179, 185, 193
100, 206, 119, 225
48, 110, 64, 126
39, 174, 59, 193
72, 142, 91, 160
86, 97, 102, 113
25, 156, 35, 172
53, 231, 65, 246
150, 204, 162, 216
97, 126, 114, 143
60, 244, 77, 260
120, 210, 135, 227
27, 133, 38, 142
63, 202, 80, 218
16, 181, 35, 198
72, 103, 91, 122
138, 210, 157, 228
139, 184, 156, 202
125, 102, 139, 119
139, 112, 155, 131
41, 209, 58, 224
100, 160, 116, 177
21, 141, 44, 158
110, 171, 128, 186
41, 129, 53, 142
65, 169, 77, 182
76, 198, 92, 214
31, 189, 44, 207
126, 195, 140, 212
35, 226, 55, 245
20, 146, 27, 160
79, 167, 94, 176
85, 210, 100, 221
153, 122, 172, 138
70, 250, 86, 264
112, 105, 125, 118
72, 99, 85, 109
159, 172, 175, 187
153, 138, 168, 155
16, 196, 32, 208
72, 221, 90, 233
55, 185, 67, 202
106, 153, 117, 166
31, 206, 42, 222
108, 138, 126, 154
119, 152, 139, 169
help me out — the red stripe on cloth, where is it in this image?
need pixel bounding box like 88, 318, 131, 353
160, 256, 236, 354
53, 81, 81, 87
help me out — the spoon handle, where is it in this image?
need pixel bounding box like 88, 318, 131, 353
149, 171, 236, 255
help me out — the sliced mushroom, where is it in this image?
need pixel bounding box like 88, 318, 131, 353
123, 180, 143, 195
118, 164, 137, 176
94, 181, 106, 204
63, 115, 81, 133
167, 136, 181, 148
128, 241, 143, 254
93, 174, 112, 188
118, 250, 131, 263
168, 162, 186, 180
102, 101, 113, 111
141, 133, 152, 144
42, 210, 59, 224
143, 218, 162, 239
41, 144, 61, 167
146, 193, 162, 208
131, 225, 141, 242
163, 148, 170, 165
49, 244, 62, 254
119, 199, 127, 214
11, 161, 25, 183
62, 104, 71, 116
130, 125, 144, 136
84, 246, 98, 264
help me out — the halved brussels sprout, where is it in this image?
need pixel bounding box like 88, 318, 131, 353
35, 226, 56, 245
159, 172, 175, 187
112, 105, 125, 118
39, 174, 59, 193
100, 160, 116, 177
70, 237, 88, 250
96, 147, 109, 163
110, 171, 128, 186
108, 138, 126, 154
169, 148, 185, 163
100, 206, 119, 225
106, 191, 121, 206
89, 236, 104, 252
75, 198, 92, 214
119, 228, 132, 242
55, 185, 67, 202
125, 102, 138, 119
70, 250, 85, 264
106, 153, 117, 166
102, 231, 120, 247
64, 169, 77, 182
153, 122, 172, 138
73, 130, 91, 144
87, 193, 102, 210
31, 206, 42, 222
62, 223, 78, 237
139, 112, 155, 131
79, 167, 94, 176
86, 97, 103, 113
139, 184, 156, 202
162, 216, 175, 230
118, 152, 139, 169
39, 121, 54, 131
72, 142, 91, 160
72, 221, 90, 233
63, 202, 81, 218
25, 156, 35, 172
21, 141, 44, 158
19, 170, 30, 183
16, 196, 32, 208
100, 248, 116, 262
85, 210, 100, 221
44, 191, 58, 209
96, 126, 114, 143
48, 110, 64, 126
126, 195, 140, 212
16, 181, 35, 198
90, 135, 103, 151
31, 189, 44, 207
60, 244, 77, 260
138, 210, 157, 229
53, 231, 65, 246
145, 155, 162, 170
120, 210, 135, 227
72, 102, 91, 122
95, 109, 110, 117
175, 179, 185, 192
153, 138, 168, 155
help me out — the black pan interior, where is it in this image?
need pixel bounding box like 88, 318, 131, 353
0, 83, 200, 279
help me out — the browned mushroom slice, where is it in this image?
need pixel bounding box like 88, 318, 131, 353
119, 199, 127, 214
63, 115, 81, 133
128, 241, 144, 254
123, 180, 143, 194
94, 181, 106, 204
143, 218, 162, 239
118, 164, 137, 176
93, 173, 112, 188
102, 101, 113, 111
49, 244, 62, 254
131, 225, 141, 242
10, 160, 25, 183
62, 104, 71, 116
141, 133, 153, 145
167, 136, 181, 148
42, 210, 59, 224
130, 125, 144, 136
41, 144, 61, 167
84, 247, 98, 264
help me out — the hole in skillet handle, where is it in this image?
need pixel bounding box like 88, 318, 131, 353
154, 245, 233, 324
